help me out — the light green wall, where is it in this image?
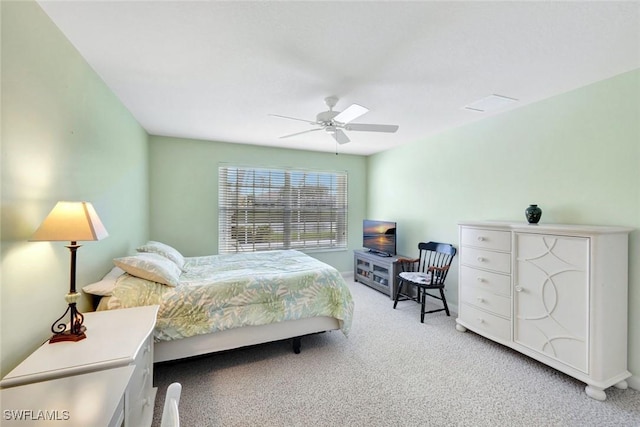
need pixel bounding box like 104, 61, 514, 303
148, 135, 367, 272
367, 69, 640, 379
1, 1, 149, 376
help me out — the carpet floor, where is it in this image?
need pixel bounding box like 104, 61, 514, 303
152, 275, 640, 426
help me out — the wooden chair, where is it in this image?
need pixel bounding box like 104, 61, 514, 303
161, 382, 182, 427
393, 242, 457, 322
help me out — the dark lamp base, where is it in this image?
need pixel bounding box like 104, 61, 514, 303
49, 326, 87, 344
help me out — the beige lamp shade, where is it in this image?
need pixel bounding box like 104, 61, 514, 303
30, 201, 109, 242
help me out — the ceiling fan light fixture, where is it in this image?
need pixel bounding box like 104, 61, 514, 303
334, 103, 369, 124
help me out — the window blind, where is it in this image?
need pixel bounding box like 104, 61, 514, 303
218, 165, 348, 253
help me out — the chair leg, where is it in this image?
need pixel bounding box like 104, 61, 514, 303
440, 288, 450, 316
420, 291, 426, 323
393, 281, 403, 309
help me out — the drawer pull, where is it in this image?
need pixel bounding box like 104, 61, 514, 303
476, 277, 486, 283
142, 397, 152, 407
477, 236, 486, 242
477, 317, 485, 324
477, 256, 486, 262
476, 297, 485, 303
515, 286, 523, 293
143, 344, 150, 355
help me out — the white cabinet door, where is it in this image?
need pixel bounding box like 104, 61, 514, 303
514, 233, 589, 373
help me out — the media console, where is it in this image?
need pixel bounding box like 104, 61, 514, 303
353, 249, 408, 299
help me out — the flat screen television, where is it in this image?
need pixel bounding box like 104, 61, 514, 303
363, 219, 396, 257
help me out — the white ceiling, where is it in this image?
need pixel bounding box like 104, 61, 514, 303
37, 1, 640, 156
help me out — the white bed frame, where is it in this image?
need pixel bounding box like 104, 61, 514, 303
153, 316, 340, 363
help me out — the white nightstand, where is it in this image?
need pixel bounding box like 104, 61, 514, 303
1, 365, 134, 426
1, 305, 159, 427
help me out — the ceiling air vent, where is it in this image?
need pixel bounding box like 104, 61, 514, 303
464, 94, 518, 112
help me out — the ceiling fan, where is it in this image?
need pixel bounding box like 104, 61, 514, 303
270, 96, 399, 144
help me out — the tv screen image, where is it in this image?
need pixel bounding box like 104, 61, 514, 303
363, 220, 396, 256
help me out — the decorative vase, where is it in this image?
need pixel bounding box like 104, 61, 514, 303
525, 204, 542, 224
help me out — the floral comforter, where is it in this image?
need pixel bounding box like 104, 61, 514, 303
106, 250, 354, 341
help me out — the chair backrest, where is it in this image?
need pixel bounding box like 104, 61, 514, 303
161, 382, 182, 427
417, 242, 457, 284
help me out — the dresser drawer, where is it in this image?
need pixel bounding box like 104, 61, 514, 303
460, 265, 511, 296
461, 247, 511, 273
128, 335, 153, 399
460, 303, 511, 341
125, 333, 154, 427
460, 283, 511, 318
127, 387, 155, 427
461, 228, 511, 252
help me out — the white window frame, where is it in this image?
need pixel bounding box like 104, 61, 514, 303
218, 165, 348, 253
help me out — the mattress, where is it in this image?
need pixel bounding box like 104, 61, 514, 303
105, 250, 354, 342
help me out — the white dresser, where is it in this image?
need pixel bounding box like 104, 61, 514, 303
1, 305, 158, 426
1, 366, 134, 426
456, 221, 632, 401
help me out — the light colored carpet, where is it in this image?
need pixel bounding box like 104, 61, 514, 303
152, 275, 640, 426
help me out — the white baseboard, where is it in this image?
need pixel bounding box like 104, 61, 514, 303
627, 374, 640, 391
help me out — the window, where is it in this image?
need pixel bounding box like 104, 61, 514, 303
218, 165, 348, 253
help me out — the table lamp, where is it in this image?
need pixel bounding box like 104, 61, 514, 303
30, 201, 108, 343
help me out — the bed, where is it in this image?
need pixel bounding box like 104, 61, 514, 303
85, 243, 354, 363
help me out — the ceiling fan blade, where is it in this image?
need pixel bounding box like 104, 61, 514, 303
333, 103, 369, 124
269, 114, 317, 125
279, 128, 323, 139
332, 128, 350, 144
345, 123, 399, 133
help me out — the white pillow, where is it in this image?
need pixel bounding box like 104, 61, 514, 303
113, 253, 182, 287
136, 241, 186, 271
82, 266, 125, 296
